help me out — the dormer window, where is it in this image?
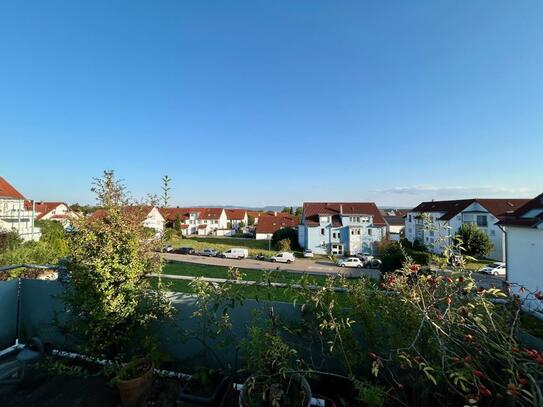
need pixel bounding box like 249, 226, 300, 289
320, 216, 330, 224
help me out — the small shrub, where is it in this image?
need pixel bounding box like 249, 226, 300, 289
456, 223, 493, 258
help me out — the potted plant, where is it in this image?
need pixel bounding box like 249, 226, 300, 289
61, 171, 174, 406
115, 357, 154, 407
239, 315, 312, 407
177, 368, 232, 406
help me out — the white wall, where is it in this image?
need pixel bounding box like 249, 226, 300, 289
256, 232, 273, 240
505, 225, 543, 311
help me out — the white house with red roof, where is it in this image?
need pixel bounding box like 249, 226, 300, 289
255, 214, 299, 240
160, 207, 228, 236
25, 201, 80, 229
225, 209, 248, 230
405, 198, 530, 261
498, 193, 543, 310
298, 202, 387, 255
0, 176, 41, 241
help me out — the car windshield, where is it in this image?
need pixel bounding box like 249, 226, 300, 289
489, 263, 503, 268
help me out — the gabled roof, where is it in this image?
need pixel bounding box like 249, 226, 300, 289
302, 202, 386, 227
24, 201, 67, 219
498, 192, 543, 228
0, 176, 26, 200
225, 209, 247, 220
384, 215, 405, 227
256, 214, 299, 234
410, 199, 530, 221
159, 207, 224, 221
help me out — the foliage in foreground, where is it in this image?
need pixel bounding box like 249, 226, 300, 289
62, 170, 173, 361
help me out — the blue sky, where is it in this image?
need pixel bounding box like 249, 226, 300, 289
1, 1, 542, 207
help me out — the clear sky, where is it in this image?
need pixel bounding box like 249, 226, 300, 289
1, 1, 542, 207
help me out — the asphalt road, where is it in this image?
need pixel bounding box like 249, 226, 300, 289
161, 252, 382, 279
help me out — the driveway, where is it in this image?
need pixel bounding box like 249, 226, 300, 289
161, 252, 382, 279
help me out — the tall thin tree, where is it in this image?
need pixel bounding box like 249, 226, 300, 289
161, 175, 172, 208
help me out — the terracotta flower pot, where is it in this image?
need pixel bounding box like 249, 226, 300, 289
116, 359, 154, 407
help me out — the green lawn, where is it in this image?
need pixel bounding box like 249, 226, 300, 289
162, 261, 328, 284
166, 236, 279, 257
154, 261, 345, 301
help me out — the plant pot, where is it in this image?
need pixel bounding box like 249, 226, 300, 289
116, 359, 154, 407
239, 374, 311, 407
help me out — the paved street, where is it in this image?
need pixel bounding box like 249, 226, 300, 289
161, 252, 504, 288
161, 252, 382, 279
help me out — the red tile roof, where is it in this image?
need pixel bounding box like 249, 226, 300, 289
498, 193, 543, 228
302, 202, 386, 227
256, 214, 299, 234
24, 201, 66, 219
410, 199, 530, 221
225, 209, 247, 220
160, 207, 224, 221
0, 176, 26, 199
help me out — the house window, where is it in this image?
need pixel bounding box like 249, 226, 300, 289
332, 232, 337, 238
368, 229, 372, 236
490, 230, 495, 236
408, 215, 412, 222
321, 228, 325, 235
476, 215, 488, 227
357, 229, 361, 235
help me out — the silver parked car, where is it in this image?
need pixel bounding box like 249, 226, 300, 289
199, 248, 220, 257
479, 262, 506, 276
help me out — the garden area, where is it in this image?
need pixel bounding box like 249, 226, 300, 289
1, 172, 542, 407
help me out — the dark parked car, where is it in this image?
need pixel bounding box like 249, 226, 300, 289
176, 247, 195, 255
199, 248, 220, 257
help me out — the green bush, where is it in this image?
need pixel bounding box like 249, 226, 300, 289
378, 242, 430, 273
0, 231, 22, 253
271, 228, 299, 251
455, 223, 493, 258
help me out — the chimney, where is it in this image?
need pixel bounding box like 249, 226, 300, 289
340, 204, 343, 214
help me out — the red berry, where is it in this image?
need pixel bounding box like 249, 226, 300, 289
472, 370, 483, 378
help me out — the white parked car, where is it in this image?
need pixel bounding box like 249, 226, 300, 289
303, 249, 314, 258
221, 248, 249, 259
479, 262, 506, 276
336, 257, 364, 268
271, 252, 296, 264
356, 253, 374, 262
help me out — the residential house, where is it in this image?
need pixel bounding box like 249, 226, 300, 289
0, 176, 41, 241
298, 202, 387, 255
255, 214, 299, 240
246, 210, 262, 226
405, 199, 529, 261
90, 206, 165, 235
25, 201, 80, 229
384, 215, 405, 242
498, 193, 543, 311
225, 209, 248, 230
160, 207, 228, 236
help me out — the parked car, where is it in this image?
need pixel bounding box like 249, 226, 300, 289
255, 252, 266, 261
271, 252, 296, 264
221, 248, 249, 259
336, 257, 364, 268
365, 258, 382, 269
356, 253, 374, 262
199, 248, 220, 257
176, 247, 195, 255
479, 262, 506, 276
162, 245, 173, 253
303, 249, 314, 258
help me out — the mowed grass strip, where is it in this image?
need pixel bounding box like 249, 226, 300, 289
162, 261, 329, 285
165, 236, 299, 257
154, 261, 345, 301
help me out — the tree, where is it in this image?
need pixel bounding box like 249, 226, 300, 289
277, 238, 291, 252
161, 175, 172, 208
238, 221, 246, 229
271, 228, 299, 250
63, 170, 173, 360
281, 207, 290, 213
456, 223, 493, 258
248, 214, 255, 226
